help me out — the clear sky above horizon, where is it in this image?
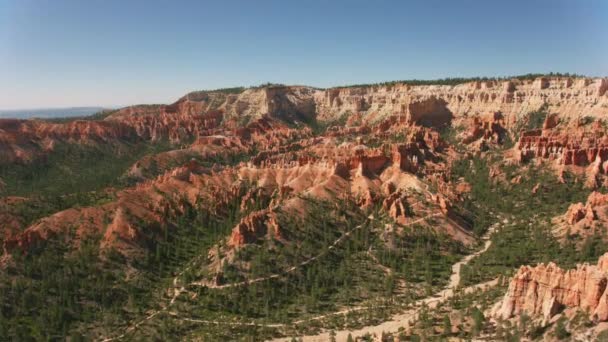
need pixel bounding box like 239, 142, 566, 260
1, 0, 607, 110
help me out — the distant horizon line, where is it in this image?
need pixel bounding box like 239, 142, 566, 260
2, 72, 606, 111
0, 105, 123, 112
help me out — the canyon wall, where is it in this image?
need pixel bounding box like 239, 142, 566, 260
1, 77, 606, 164
494, 252, 608, 322
314, 77, 608, 124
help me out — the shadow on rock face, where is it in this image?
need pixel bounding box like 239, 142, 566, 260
408, 97, 454, 129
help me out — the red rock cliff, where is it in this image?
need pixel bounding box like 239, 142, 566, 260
494, 253, 608, 322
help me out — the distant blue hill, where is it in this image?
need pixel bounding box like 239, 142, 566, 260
0, 107, 110, 119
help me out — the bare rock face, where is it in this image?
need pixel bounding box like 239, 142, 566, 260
405, 97, 454, 128
559, 192, 608, 240
107, 103, 223, 142
2, 77, 607, 165
228, 210, 281, 247
2, 77, 606, 270
461, 111, 507, 145
531, 183, 541, 194
494, 253, 608, 322
515, 121, 608, 189
382, 190, 410, 225
542, 113, 560, 130
599, 78, 608, 97
315, 77, 608, 124
566, 202, 588, 225
0, 87, 313, 164
3, 114, 470, 257
533, 77, 550, 90
0, 118, 140, 163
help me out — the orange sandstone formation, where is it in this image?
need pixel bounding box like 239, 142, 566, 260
2, 77, 606, 164
494, 253, 608, 322
228, 210, 281, 247
555, 191, 608, 241
2, 76, 606, 273
515, 125, 608, 167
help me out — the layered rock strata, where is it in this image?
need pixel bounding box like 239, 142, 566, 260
2, 77, 606, 164
494, 253, 608, 322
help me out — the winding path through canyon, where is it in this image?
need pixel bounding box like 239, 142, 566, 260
270, 221, 501, 342
101, 214, 375, 341
100, 213, 495, 342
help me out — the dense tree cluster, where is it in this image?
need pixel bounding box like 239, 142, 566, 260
452, 153, 607, 286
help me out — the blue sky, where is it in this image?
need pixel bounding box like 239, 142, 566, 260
0, 0, 606, 109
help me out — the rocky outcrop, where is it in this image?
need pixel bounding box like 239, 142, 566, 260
2, 161, 247, 255
125, 116, 311, 180
557, 192, 608, 241
315, 77, 608, 124
461, 111, 507, 146
0, 88, 312, 164
542, 113, 560, 130
2, 117, 463, 256
382, 190, 410, 225
177, 86, 317, 124
5, 76, 604, 270
566, 202, 591, 225
3, 77, 606, 165
514, 118, 608, 191
228, 210, 281, 247
515, 121, 608, 172
405, 97, 454, 128
0, 118, 140, 163
494, 253, 608, 322
107, 108, 222, 143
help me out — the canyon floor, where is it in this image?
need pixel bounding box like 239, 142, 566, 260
1, 76, 608, 341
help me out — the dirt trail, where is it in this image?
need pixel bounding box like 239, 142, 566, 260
100, 214, 372, 341
192, 214, 375, 289
270, 222, 500, 342
99, 248, 207, 341
99, 212, 467, 341
196, 212, 443, 291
